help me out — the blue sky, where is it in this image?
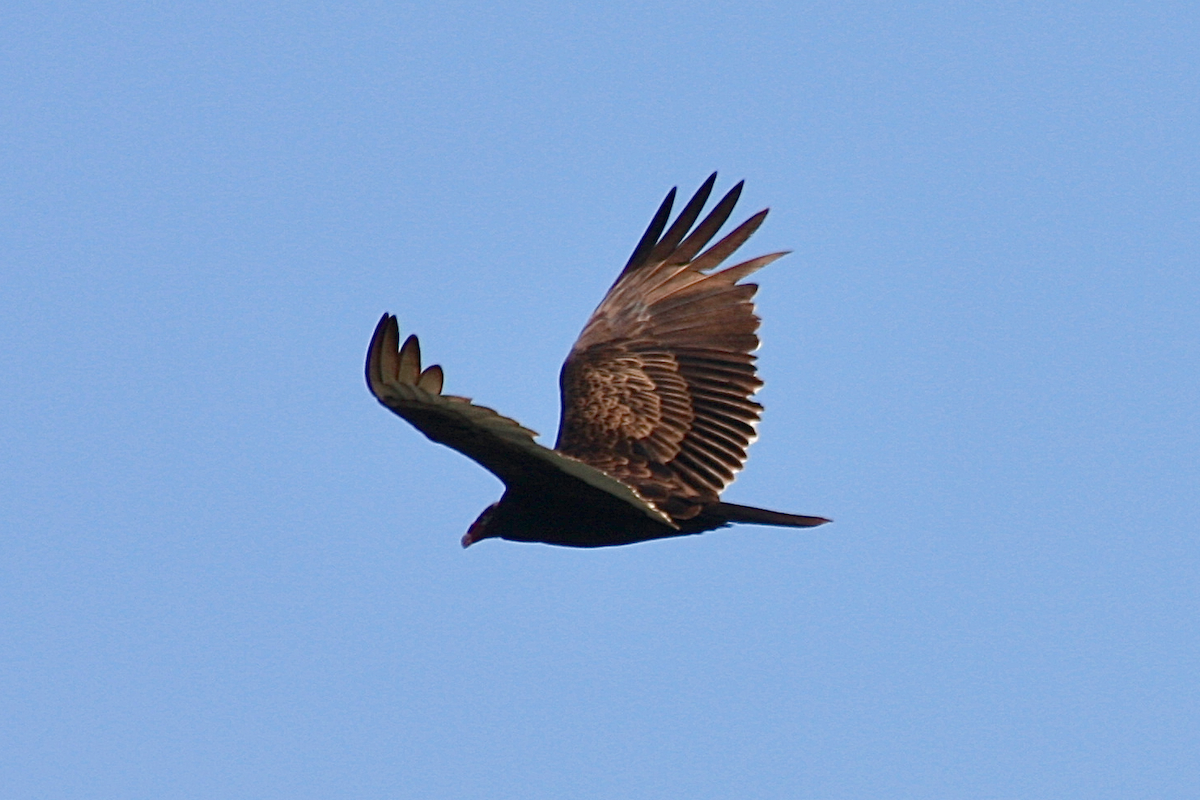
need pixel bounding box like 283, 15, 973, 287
2, 1, 1197, 797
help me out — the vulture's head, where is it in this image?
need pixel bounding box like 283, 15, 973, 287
461, 502, 501, 548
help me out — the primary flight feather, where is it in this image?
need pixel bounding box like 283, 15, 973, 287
366, 174, 829, 547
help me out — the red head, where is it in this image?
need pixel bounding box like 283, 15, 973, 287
461, 502, 500, 548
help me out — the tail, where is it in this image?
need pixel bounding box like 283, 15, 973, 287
711, 502, 830, 528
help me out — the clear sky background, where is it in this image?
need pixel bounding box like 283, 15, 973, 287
3, 2, 1197, 798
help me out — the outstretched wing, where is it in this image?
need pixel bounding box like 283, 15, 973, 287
365, 314, 674, 527
554, 174, 786, 519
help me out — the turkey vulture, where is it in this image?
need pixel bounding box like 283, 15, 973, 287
365, 174, 829, 547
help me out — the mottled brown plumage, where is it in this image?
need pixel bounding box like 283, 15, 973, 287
366, 175, 829, 547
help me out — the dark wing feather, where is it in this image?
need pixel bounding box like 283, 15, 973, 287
554, 176, 787, 518
365, 314, 674, 527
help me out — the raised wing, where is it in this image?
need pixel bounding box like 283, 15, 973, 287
554, 174, 786, 519
365, 314, 674, 527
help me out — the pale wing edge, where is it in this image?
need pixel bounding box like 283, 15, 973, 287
365, 314, 675, 528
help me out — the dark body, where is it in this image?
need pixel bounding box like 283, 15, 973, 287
479, 490, 827, 548
365, 174, 828, 547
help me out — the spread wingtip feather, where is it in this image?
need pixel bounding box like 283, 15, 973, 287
366, 314, 446, 400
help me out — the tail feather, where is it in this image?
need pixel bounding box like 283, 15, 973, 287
713, 501, 830, 528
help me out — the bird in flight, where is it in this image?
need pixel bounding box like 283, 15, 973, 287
365, 174, 829, 548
